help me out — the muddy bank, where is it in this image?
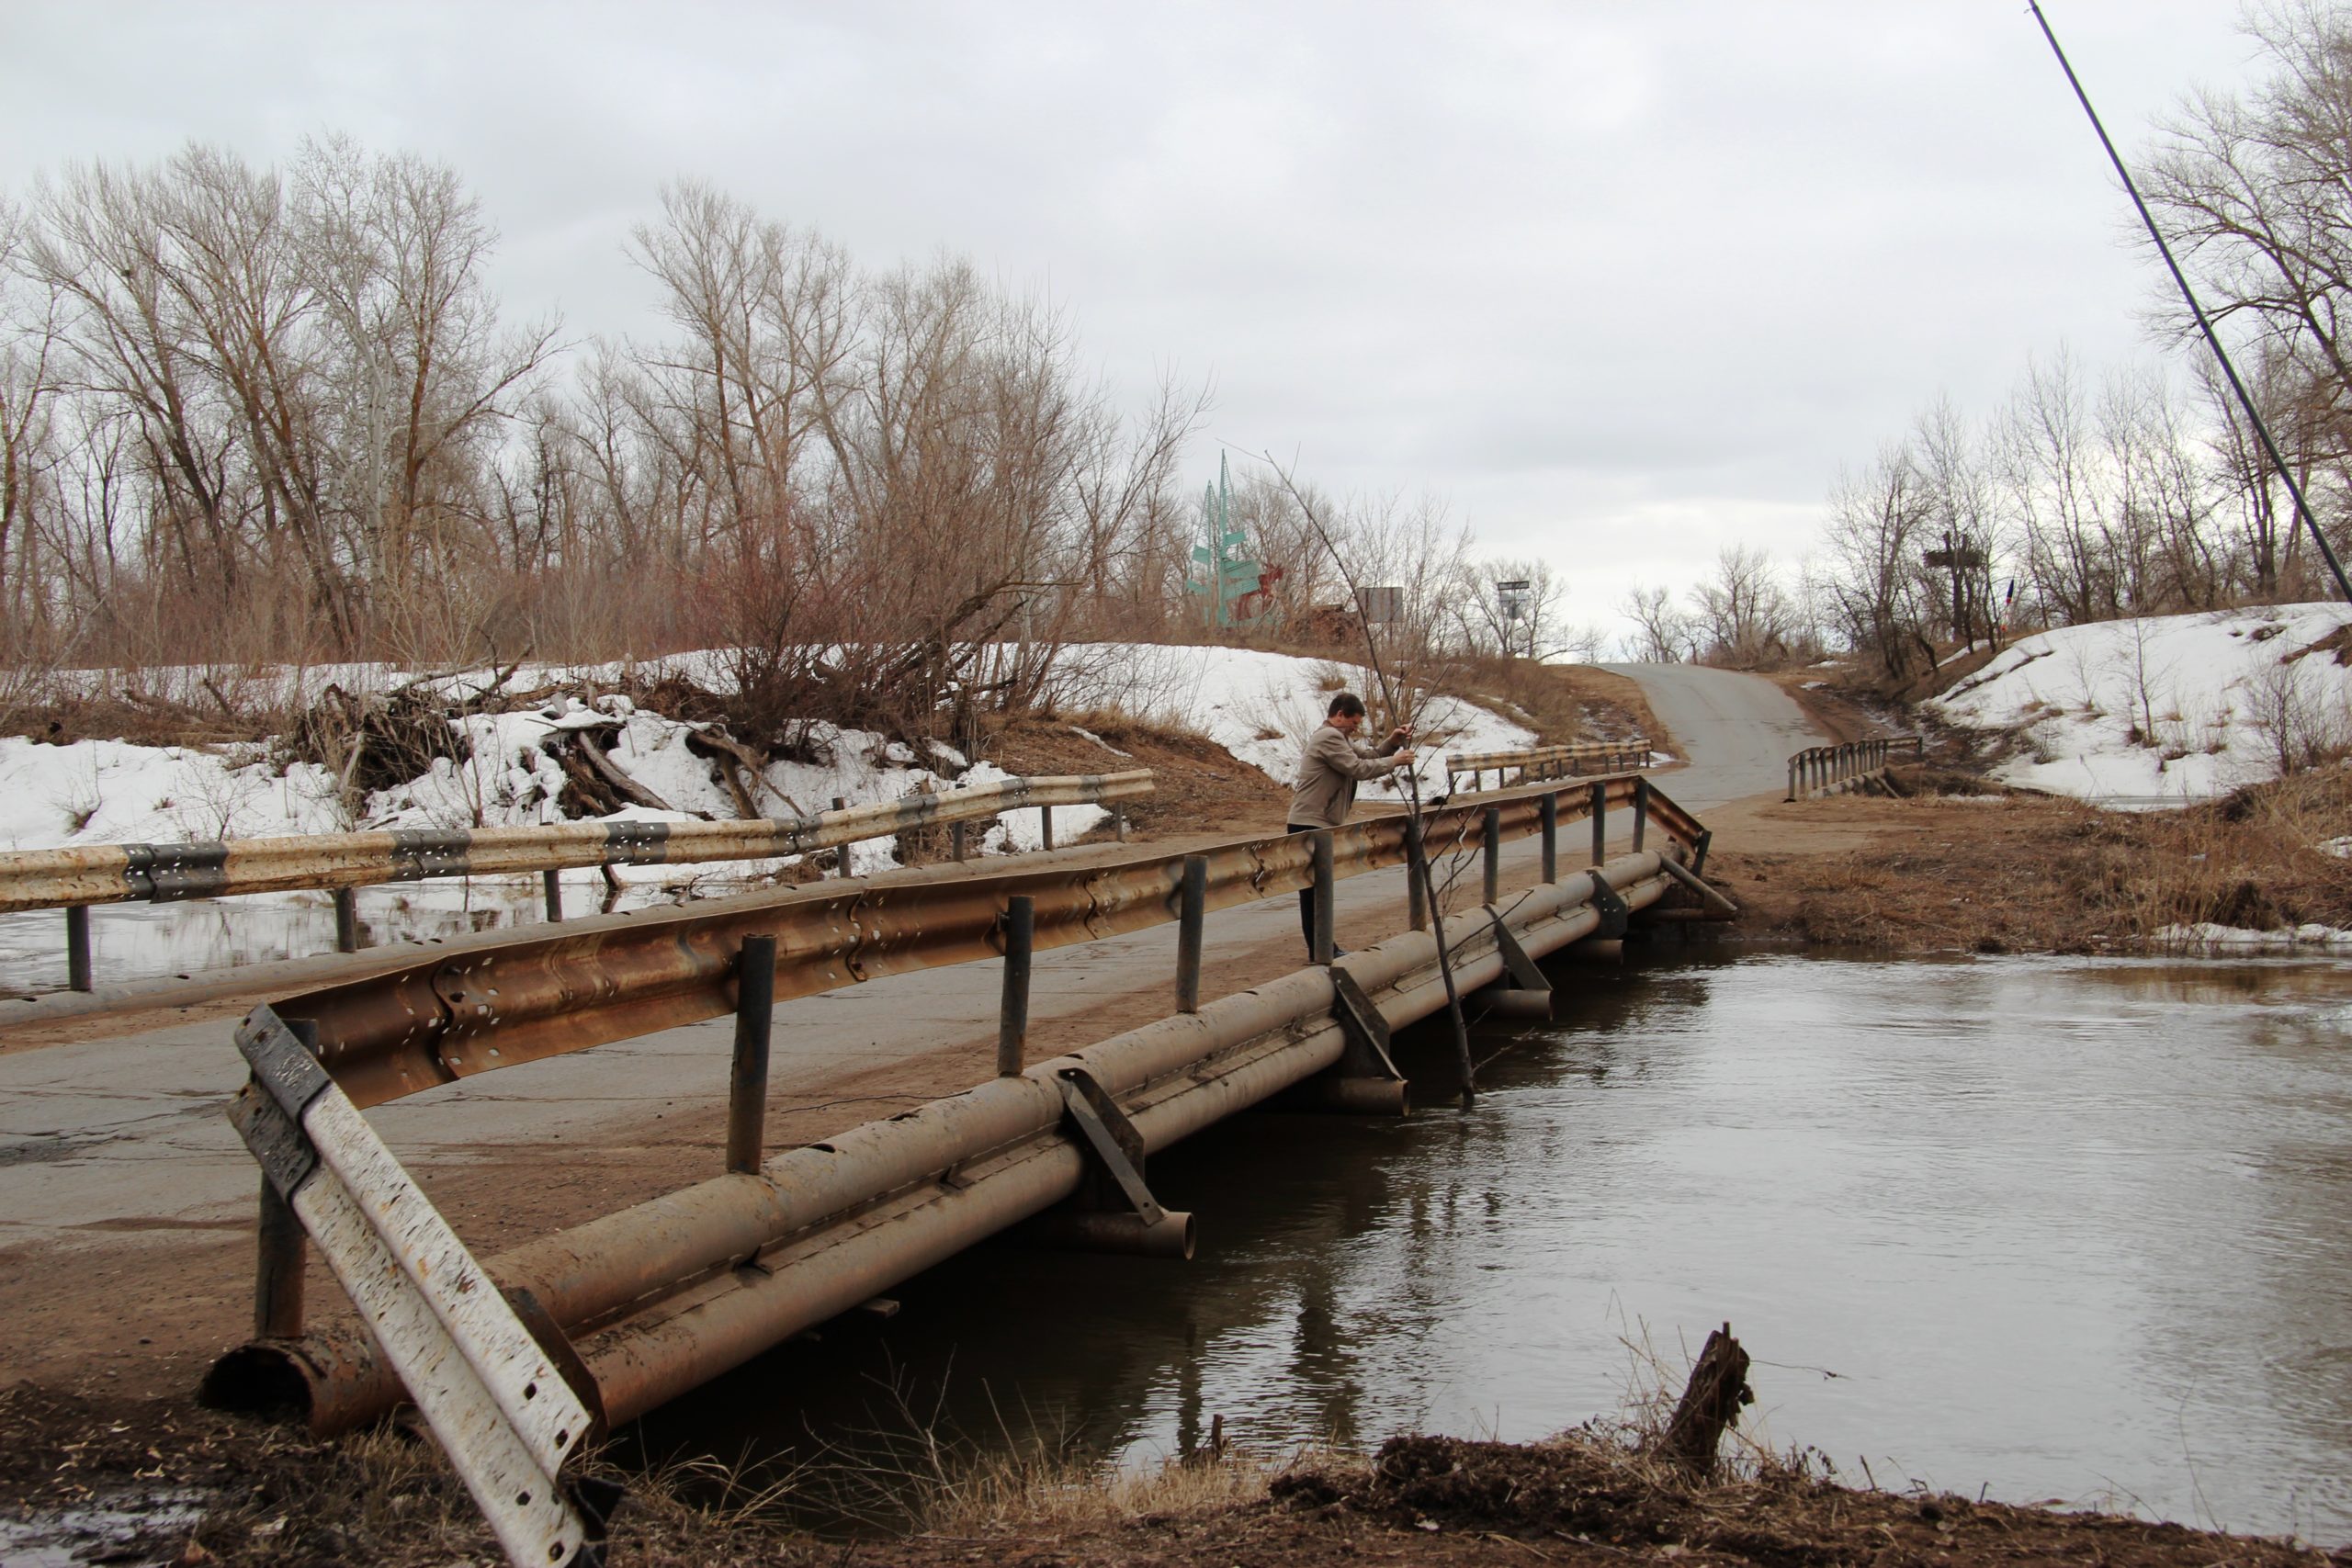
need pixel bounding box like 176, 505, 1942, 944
1708, 763, 2352, 953
5, 1385, 2339, 1568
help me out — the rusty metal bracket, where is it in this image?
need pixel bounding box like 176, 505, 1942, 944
1589, 876, 1630, 941
1055, 1066, 1165, 1225
1489, 919, 1551, 993
1329, 966, 1404, 1081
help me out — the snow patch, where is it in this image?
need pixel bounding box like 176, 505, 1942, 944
1927, 604, 2352, 805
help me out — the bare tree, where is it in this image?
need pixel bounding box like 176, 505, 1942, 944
1686, 543, 1794, 668
1620, 582, 1693, 663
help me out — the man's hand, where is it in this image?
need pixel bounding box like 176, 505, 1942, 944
1393, 749, 1418, 768
1385, 726, 1413, 748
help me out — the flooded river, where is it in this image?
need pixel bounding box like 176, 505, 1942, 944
633, 951, 2352, 1544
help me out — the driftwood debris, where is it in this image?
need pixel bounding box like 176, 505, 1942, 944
569, 726, 684, 815
1659, 1323, 1754, 1478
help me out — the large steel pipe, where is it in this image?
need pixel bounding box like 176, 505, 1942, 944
210, 852, 1681, 1435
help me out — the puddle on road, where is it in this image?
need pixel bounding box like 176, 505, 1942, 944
629, 950, 2352, 1544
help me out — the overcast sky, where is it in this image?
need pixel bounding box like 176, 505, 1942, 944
0, 3, 2269, 639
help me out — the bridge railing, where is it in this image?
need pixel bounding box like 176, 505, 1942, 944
4, 769, 1155, 993
1446, 738, 1652, 795
207, 770, 1729, 1472
1785, 736, 1923, 800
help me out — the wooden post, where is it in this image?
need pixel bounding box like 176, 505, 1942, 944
1040, 805, 1055, 852
951, 820, 968, 862
1660, 1323, 1753, 1478
727, 935, 776, 1174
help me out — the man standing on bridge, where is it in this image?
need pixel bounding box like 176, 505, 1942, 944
1286, 692, 1414, 960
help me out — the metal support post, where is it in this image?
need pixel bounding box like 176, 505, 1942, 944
998, 896, 1033, 1077
1113, 802, 1128, 842
1040, 805, 1055, 852
543, 868, 563, 922
1407, 817, 1428, 931
951, 821, 968, 862
1633, 777, 1650, 852
1175, 856, 1206, 1014
727, 935, 776, 1175
1482, 806, 1501, 905
254, 1017, 320, 1339
830, 797, 849, 874
1589, 781, 1607, 865
1539, 791, 1558, 884
1310, 830, 1335, 965
65, 906, 91, 993
1692, 829, 1713, 879
333, 887, 358, 953
254, 1179, 307, 1338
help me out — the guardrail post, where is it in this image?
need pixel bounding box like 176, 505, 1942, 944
1175, 856, 1206, 1013
1407, 817, 1428, 931
65, 906, 91, 993
1692, 829, 1713, 878
727, 935, 776, 1175
254, 1017, 319, 1339
1633, 777, 1650, 852
998, 896, 1033, 1077
830, 797, 849, 874
1112, 802, 1127, 842
1589, 781, 1607, 865
542, 868, 562, 923
1040, 806, 1055, 852
333, 888, 359, 953
1310, 829, 1336, 965
1539, 791, 1558, 884
951, 820, 968, 862
1482, 806, 1501, 905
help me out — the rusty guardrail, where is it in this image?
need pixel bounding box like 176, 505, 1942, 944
1784, 736, 1923, 800
1446, 739, 1652, 795
207, 772, 1728, 1464
5, 769, 1153, 993
261, 773, 1697, 1110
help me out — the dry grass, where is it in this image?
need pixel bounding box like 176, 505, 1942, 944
1725, 764, 2352, 953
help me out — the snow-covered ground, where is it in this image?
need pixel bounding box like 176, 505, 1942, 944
0, 644, 1536, 994
1928, 604, 2352, 804
1055, 643, 1534, 803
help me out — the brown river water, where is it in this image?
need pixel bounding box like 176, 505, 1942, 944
628, 951, 2352, 1544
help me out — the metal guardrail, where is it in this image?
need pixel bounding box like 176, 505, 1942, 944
4, 769, 1154, 993
1445, 738, 1652, 795
1785, 736, 1923, 800
266, 773, 1700, 1110
207, 773, 1730, 1530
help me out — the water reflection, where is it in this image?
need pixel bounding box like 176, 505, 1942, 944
0, 873, 747, 996
629, 953, 2352, 1543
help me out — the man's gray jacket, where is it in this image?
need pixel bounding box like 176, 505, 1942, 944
1285, 723, 1408, 829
